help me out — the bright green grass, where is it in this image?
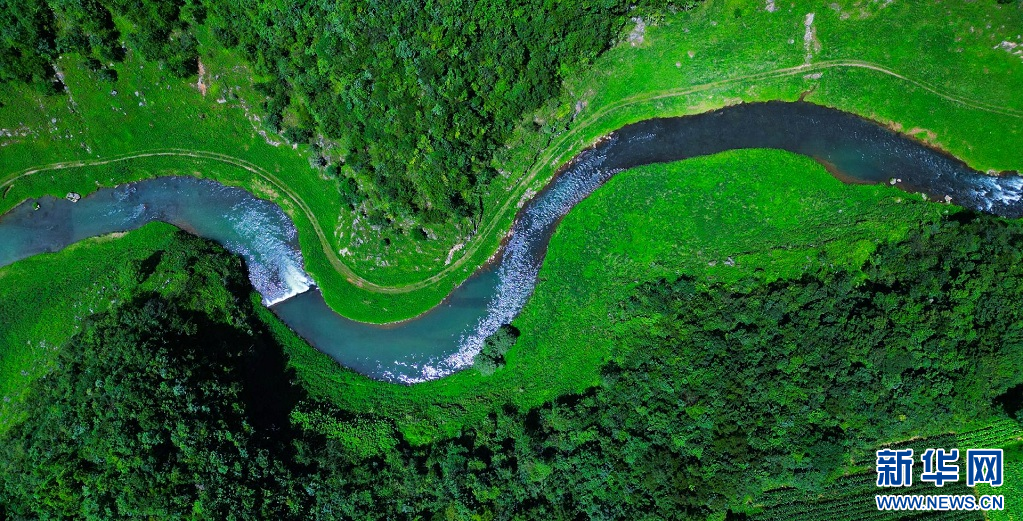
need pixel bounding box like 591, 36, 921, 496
548, 0, 1023, 172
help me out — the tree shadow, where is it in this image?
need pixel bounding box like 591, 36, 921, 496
994, 383, 1023, 421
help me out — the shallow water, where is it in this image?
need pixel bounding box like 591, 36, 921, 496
1, 102, 1020, 383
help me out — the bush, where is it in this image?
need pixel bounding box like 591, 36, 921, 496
474, 324, 520, 375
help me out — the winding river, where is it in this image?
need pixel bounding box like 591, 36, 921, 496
1, 101, 1021, 383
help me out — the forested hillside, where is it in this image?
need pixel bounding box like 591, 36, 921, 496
1, 0, 201, 88
3, 211, 1022, 519
2, 0, 692, 226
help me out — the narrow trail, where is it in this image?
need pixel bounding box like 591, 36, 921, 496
3, 60, 1021, 297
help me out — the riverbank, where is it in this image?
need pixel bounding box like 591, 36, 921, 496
261, 149, 956, 444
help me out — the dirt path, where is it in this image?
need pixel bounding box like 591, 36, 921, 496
3, 60, 1021, 297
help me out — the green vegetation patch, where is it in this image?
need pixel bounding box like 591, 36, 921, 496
0, 223, 256, 433
0, 223, 174, 431
0, 260, 310, 519
271, 150, 950, 443
5, 207, 1023, 518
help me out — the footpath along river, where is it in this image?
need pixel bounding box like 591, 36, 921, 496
1, 101, 1021, 383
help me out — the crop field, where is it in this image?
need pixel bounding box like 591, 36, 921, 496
752, 471, 983, 520
962, 419, 1023, 520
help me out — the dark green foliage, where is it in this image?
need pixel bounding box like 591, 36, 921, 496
0, 235, 311, 519
50, 0, 121, 61
996, 384, 1023, 421
107, 0, 198, 74
336, 172, 365, 211
601, 211, 1023, 505
0, 0, 59, 90
201, 0, 692, 223
474, 324, 520, 375
96, 67, 117, 82
5, 212, 1023, 518
0, 0, 200, 90
282, 125, 313, 145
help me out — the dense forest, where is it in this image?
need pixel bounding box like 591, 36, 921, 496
3, 211, 1023, 519
1, 0, 201, 88
1, 0, 694, 226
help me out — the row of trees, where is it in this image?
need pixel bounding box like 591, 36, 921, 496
5, 211, 1023, 518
